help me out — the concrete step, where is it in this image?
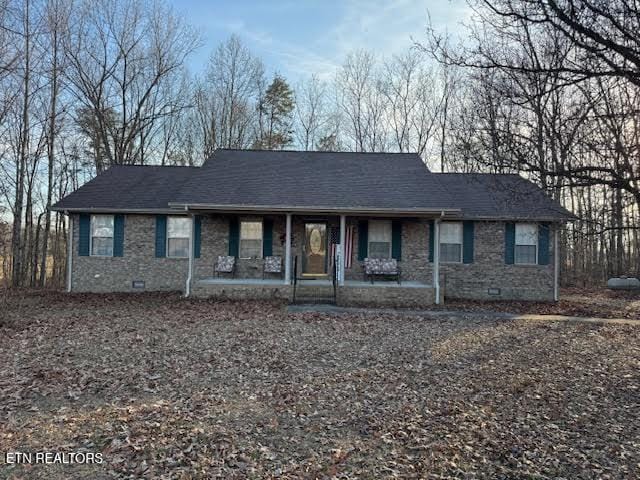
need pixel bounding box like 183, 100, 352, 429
293, 296, 336, 305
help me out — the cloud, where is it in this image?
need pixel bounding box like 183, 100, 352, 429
182, 0, 472, 82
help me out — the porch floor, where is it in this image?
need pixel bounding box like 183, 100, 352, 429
197, 278, 433, 288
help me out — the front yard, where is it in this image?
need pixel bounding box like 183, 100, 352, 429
1, 291, 639, 479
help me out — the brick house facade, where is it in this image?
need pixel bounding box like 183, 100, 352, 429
56, 150, 572, 307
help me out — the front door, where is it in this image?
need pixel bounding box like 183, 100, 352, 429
303, 222, 327, 276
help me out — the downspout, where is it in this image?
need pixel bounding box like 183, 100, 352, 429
554, 224, 559, 302
66, 211, 73, 293
434, 210, 445, 305
185, 209, 194, 297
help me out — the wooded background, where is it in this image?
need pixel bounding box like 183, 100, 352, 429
1, 0, 638, 289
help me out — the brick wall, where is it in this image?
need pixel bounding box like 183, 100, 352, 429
70, 214, 188, 292
71, 214, 556, 301
438, 221, 555, 301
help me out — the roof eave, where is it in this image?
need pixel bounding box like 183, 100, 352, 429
168, 202, 463, 217
51, 206, 188, 214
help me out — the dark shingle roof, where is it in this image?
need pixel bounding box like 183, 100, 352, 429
434, 173, 574, 220
52, 149, 574, 220
52, 165, 198, 212
171, 149, 456, 213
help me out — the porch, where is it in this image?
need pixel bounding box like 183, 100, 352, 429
184, 209, 458, 306
192, 277, 440, 307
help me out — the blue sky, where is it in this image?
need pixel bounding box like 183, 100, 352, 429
169, 0, 471, 81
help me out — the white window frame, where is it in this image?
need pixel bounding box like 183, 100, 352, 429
368, 220, 392, 259
90, 214, 114, 257
439, 221, 463, 263
239, 219, 263, 259
166, 216, 191, 259
515, 223, 538, 265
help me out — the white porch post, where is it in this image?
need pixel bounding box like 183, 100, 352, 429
433, 219, 441, 304
66, 213, 73, 293
339, 214, 346, 286
186, 213, 195, 297
284, 213, 292, 285
554, 224, 559, 302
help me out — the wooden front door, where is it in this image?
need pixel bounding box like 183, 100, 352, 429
303, 222, 327, 276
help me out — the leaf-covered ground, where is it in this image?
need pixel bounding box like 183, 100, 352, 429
442, 287, 640, 319
1, 291, 639, 479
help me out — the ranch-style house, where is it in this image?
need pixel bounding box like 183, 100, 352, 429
52, 149, 573, 307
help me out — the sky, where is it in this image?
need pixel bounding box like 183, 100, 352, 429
168, 0, 472, 82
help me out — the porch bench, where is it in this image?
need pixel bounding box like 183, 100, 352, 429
363, 258, 401, 284
263, 256, 283, 279
215, 255, 236, 278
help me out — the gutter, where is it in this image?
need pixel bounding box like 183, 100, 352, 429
168, 202, 464, 217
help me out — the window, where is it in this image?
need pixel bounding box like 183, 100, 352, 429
91, 215, 114, 256
368, 220, 392, 259
240, 221, 263, 258
167, 217, 190, 258
515, 223, 537, 264
440, 222, 463, 263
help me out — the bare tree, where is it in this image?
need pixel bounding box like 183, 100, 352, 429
381, 50, 440, 158
294, 75, 328, 151
336, 51, 388, 152
204, 35, 264, 149
64, 0, 200, 170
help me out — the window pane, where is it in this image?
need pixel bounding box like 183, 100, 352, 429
240, 239, 262, 258
440, 222, 462, 244
240, 221, 262, 240
515, 223, 537, 246
91, 237, 113, 256
369, 220, 391, 242
168, 217, 190, 238
92, 215, 114, 237
441, 243, 461, 262
168, 238, 189, 258
368, 241, 390, 259
515, 245, 537, 264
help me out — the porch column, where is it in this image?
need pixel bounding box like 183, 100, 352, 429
186, 213, 195, 297
433, 218, 441, 304
284, 213, 292, 285
339, 214, 346, 286
554, 224, 559, 302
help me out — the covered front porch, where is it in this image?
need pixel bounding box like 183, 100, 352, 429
181, 207, 459, 306
192, 277, 440, 307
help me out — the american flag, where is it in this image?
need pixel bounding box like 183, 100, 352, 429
329, 225, 354, 269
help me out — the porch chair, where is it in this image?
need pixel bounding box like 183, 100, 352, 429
263, 256, 283, 279
215, 255, 236, 278
363, 257, 401, 284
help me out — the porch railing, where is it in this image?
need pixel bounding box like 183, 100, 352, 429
331, 254, 337, 304
292, 255, 298, 304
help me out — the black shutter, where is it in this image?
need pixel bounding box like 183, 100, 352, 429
462, 221, 474, 264
155, 215, 167, 258
228, 218, 239, 257
391, 220, 402, 260
78, 214, 90, 256
357, 220, 368, 261
538, 222, 550, 265
505, 222, 515, 264
113, 214, 125, 257
263, 219, 273, 257
194, 216, 202, 259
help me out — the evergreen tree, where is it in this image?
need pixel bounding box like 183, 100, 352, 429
254, 74, 295, 149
